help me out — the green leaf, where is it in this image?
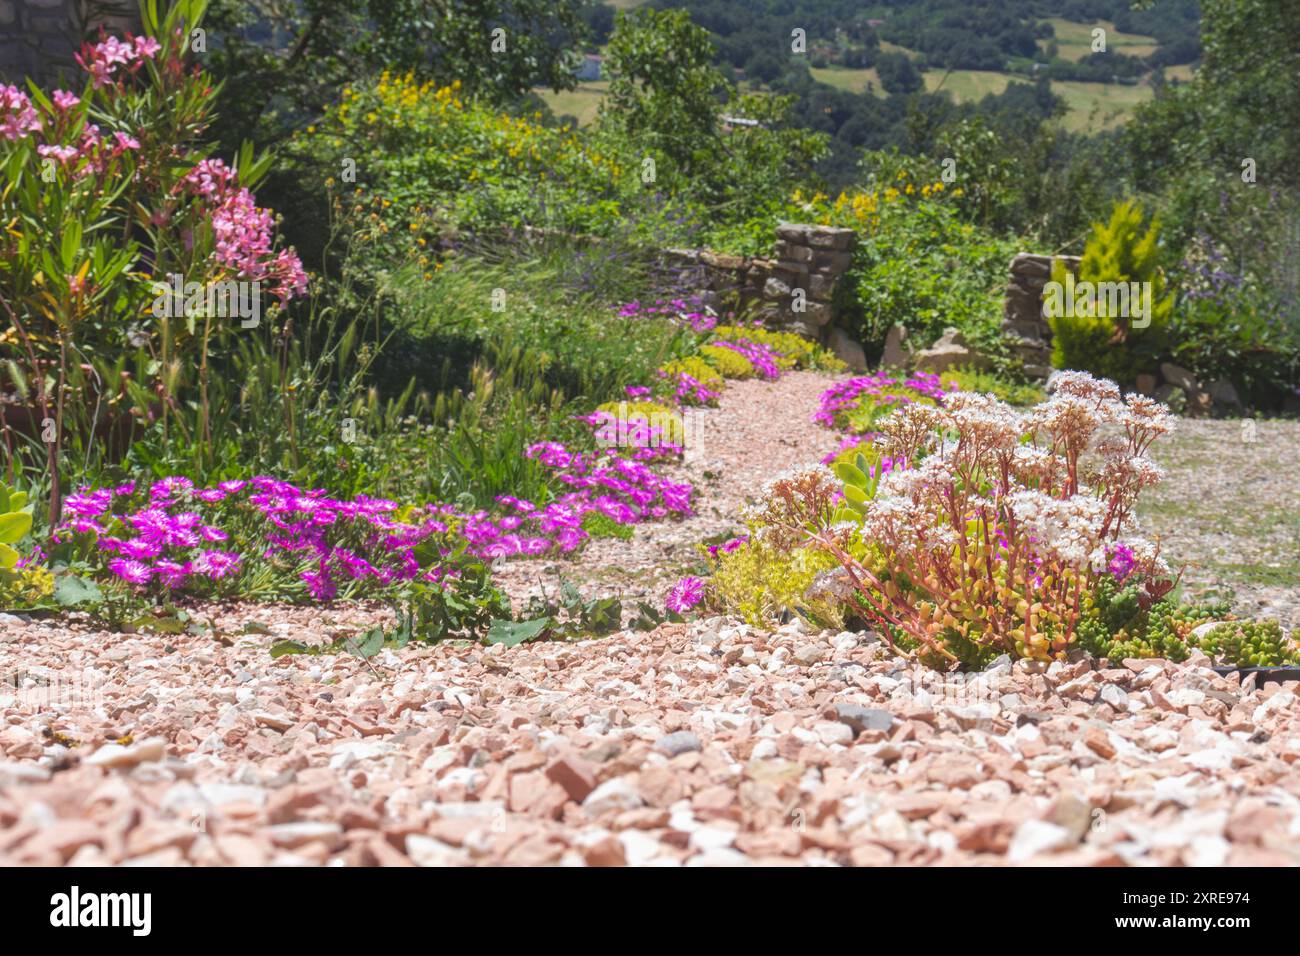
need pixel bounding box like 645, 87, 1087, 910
270, 640, 312, 658
835, 461, 867, 488
485, 616, 552, 647
351, 628, 385, 658
52, 574, 102, 607
0, 543, 17, 569
0, 511, 32, 545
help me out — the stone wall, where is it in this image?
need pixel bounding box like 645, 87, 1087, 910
0, 1, 137, 87
1002, 252, 1080, 380
667, 223, 865, 367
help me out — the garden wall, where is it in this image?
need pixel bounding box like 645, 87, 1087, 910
667, 223, 866, 368
1002, 252, 1080, 380
0, 0, 135, 86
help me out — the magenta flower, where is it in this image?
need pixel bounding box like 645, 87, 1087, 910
665, 576, 705, 613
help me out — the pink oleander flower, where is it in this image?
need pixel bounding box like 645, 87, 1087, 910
0, 84, 41, 141
665, 575, 705, 613
51, 89, 80, 111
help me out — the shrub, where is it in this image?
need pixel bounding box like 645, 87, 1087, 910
710, 324, 845, 372
1047, 199, 1174, 386
940, 367, 1046, 407
593, 399, 684, 447
656, 357, 723, 406
699, 344, 757, 379
0, 2, 306, 522
813, 371, 948, 434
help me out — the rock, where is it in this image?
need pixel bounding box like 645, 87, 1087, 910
762, 276, 791, 300
544, 753, 598, 802
1160, 362, 1198, 392
807, 226, 856, 250
1135, 373, 1157, 396
1081, 724, 1117, 759
1046, 795, 1093, 842
1152, 384, 1186, 413
1008, 820, 1073, 862
1099, 683, 1129, 711
84, 737, 167, 770
655, 731, 703, 757
813, 721, 855, 746
792, 644, 828, 666
406, 834, 468, 867
583, 778, 645, 818
1009, 253, 1053, 280
832, 704, 894, 736
1206, 378, 1242, 410
880, 323, 911, 370
826, 326, 867, 371
265, 822, 344, 849
775, 223, 811, 244
580, 835, 627, 867
913, 327, 990, 374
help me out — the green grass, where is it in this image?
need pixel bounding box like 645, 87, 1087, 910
810, 65, 881, 95
1051, 79, 1154, 131
1039, 18, 1159, 62
538, 79, 609, 127
924, 69, 1026, 102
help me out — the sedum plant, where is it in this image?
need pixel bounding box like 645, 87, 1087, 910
790, 372, 1179, 666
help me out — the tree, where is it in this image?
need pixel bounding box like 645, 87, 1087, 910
204, 0, 589, 152
876, 52, 923, 94
600, 8, 727, 178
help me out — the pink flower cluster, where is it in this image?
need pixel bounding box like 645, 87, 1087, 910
59, 477, 459, 599
813, 371, 949, 429
713, 338, 782, 379
658, 369, 720, 406
577, 410, 684, 458
0, 85, 41, 141
75, 34, 161, 89
182, 158, 309, 300
617, 296, 717, 333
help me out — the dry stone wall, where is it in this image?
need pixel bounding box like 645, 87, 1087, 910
1002, 252, 1080, 380
667, 223, 866, 368
0, 1, 138, 86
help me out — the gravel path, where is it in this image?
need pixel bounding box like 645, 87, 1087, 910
1, 378, 1298, 866
1138, 418, 1300, 626
2, 608, 1298, 866
493, 369, 843, 610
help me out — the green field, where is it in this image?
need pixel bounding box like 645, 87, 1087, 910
1052, 79, 1154, 131
924, 69, 1025, 101
810, 65, 881, 95
539, 80, 609, 127
1040, 18, 1159, 61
